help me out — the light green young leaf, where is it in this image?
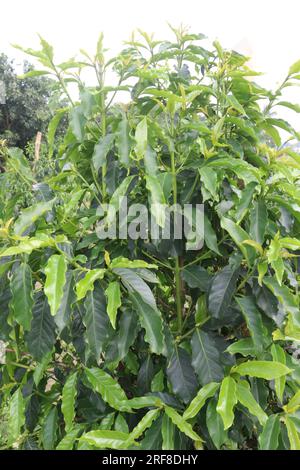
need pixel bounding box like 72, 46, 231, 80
232, 360, 292, 380
183, 382, 220, 420
14, 199, 55, 236
162, 414, 175, 450
8, 388, 25, 445
216, 376, 237, 430
61, 372, 78, 432
258, 415, 280, 450
135, 116, 148, 159
44, 254, 67, 316
85, 367, 131, 412
76, 269, 106, 300
164, 406, 203, 442
271, 344, 286, 403
80, 430, 135, 450
236, 381, 267, 425
105, 281, 122, 329
285, 416, 300, 450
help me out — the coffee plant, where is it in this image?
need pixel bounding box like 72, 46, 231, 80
1, 26, 300, 450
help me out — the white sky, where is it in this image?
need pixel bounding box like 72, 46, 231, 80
1, 0, 300, 127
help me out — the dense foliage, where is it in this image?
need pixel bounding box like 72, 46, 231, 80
1, 27, 300, 450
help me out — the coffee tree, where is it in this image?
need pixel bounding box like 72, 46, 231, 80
1, 26, 300, 450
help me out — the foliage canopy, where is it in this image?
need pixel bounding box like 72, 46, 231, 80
1, 26, 300, 450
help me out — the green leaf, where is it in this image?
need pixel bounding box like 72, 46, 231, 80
167, 346, 198, 404
226, 338, 256, 357
55, 271, 75, 333
263, 277, 300, 326
284, 389, 300, 414
105, 308, 139, 364
183, 382, 220, 420
10, 263, 33, 330
56, 425, 82, 450
204, 214, 221, 255
289, 59, 300, 75
42, 407, 58, 450
14, 200, 55, 236
48, 108, 68, 158
27, 292, 56, 361
83, 284, 114, 359
115, 413, 129, 433
232, 360, 292, 379
44, 254, 67, 316
110, 257, 157, 269
106, 175, 135, 225
93, 134, 115, 171
277, 101, 300, 113
271, 344, 286, 403
164, 406, 203, 442
76, 269, 106, 301
145, 175, 166, 227
199, 167, 218, 200
130, 290, 165, 355
249, 199, 267, 245
61, 372, 78, 432
206, 398, 227, 449
208, 265, 239, 318
235, 296, 268, 353
236, 381, 267, 425
144, 146, 158, 175
135, 117, 148, 159
258, 415, 280, 450
191, 329, 224, 385
0, 236, 54, 258
70, 106, 86, 141
33, 351, 53, 386
162, 414, 175, 450
216, 376, 237, 430
285, 416, 300, 450
80, 430, 134, 450
116, 116, 131, 166
221, 217, 256, 264
105, 281, 122, 329
8, 388, 25, 445
85, 367, 131, 412
128, 409, 160, 442
181, 265, 211, 291
236, 182, 258, 221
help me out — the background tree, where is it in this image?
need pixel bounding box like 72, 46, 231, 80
0, 53, 64, 148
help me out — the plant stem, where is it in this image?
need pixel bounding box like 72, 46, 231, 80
170, 149, 183, 332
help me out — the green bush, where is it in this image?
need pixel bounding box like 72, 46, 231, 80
1, 26, 300, 450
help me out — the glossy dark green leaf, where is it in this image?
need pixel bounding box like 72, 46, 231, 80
235, 296, 268, 353
181, 265, 212, 291
10, 263, 33, 331
26, 292, 56, 361
191, 329, 224, 385
83, 284, 114, 360
208, 265, 239, 319
167, 346, 198, 404
249, 199, 267, 245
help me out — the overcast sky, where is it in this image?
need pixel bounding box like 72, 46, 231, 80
1, 0, 300, 126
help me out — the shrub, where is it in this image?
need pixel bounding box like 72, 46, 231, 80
1, 26, 300, 450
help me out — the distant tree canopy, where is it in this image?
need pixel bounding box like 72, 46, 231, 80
0, 54, 58, 148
